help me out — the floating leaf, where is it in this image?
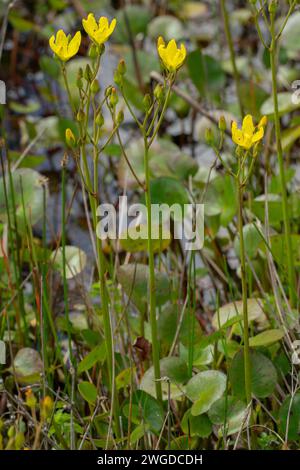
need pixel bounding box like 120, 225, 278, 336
115, 5, 152, 42
0, 168, 47, 232
187, 50, 226, 95
212, 298, 266, 330
249, 329, 284, 348
13, 348, 43, 384
281, 12, 300, 59
260, 234, 300, 267
260, 92, 300, 118
279, 392, 300, 441
186, 370, 227, 416
180, 2, 207, 20
148, 15, 185, 41
229, 350, 277, 399
116, 367, 133, 391
281, 125, 300, 151
234, 223, 262, 259
51, 246, 87, 279
140, 357, 189, 400
252, 194, 283, 225
117, 263, 171, 313
118, 138, 198, 189
158, 303, 202, 349
119, 224, 171, 253
149, 177, 189, 209
123, 390, 165, 434
181, 409, 212, 437
208, 396, 247, 436
130, 423, 149, 444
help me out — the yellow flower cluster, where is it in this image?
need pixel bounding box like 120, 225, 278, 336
49, 13, 187, 74
231, 115, 267, 150
49, 13, 116, 62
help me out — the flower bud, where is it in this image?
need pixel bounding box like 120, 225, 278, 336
154, 84, 164, 102
219, 115, 226, 132
96, 112, 104, 127
76, 78, 83, 89
76, 68, 84, 89
118, 59, 126, 76
8, 426, 15, 438
117, 110, 124, 125
105, 86, 113, 98
77, 109, 85, 122
143, 93, 152, 111
114, 70, 123, 86
25, 388, 37, 409
88, 43, 99, 59
84, 64, 93, 82
91, 79, 100, 94
65, 128, 76, 147
205, 127, 214, 145
268, 0, 277, 13
15, 432, 25, 450
258, 115, 268, 128
40, 396, 54, 420
110, 87, 118, 107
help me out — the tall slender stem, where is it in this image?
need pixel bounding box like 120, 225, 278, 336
144, 137, 162, 403
61, 157, 73, 368
237, 177, 252, 406
269, 12, 296, 306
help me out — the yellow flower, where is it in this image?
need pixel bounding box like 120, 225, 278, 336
40, 396, 54, 419
231, 114, 266, 150
82, 14, 116, 45
49, 30, 81, 62
157, 37, 186, 72
65, 128, 76, 147
25, 388, 37, 408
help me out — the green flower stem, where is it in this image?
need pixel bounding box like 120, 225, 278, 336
236, 174, 252, 407
61, 156, 74, 368
220, 0, 244, 117
141, 82, 173, 403
61, 64, 76, 117
143, 137, 162, 403
269, 12, 296, 306
79, 131, 120, 438
148, 84, 172, 147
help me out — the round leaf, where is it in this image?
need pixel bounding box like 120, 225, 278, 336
0, 168, 47, 232
212, 298, 266, 330
208, 396, 247, 436
186, 370, 227, 416
249, 329, 284, 348
181, 409, 212, 437
13, 348, 43, 384
117, 263, 171, 313
229, 350, 278, 399
279, 392, 300, 441
140, 357, 189, 400
51, 246, 87, 279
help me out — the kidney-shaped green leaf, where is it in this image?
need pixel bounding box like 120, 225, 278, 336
186, 370, 227, 416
